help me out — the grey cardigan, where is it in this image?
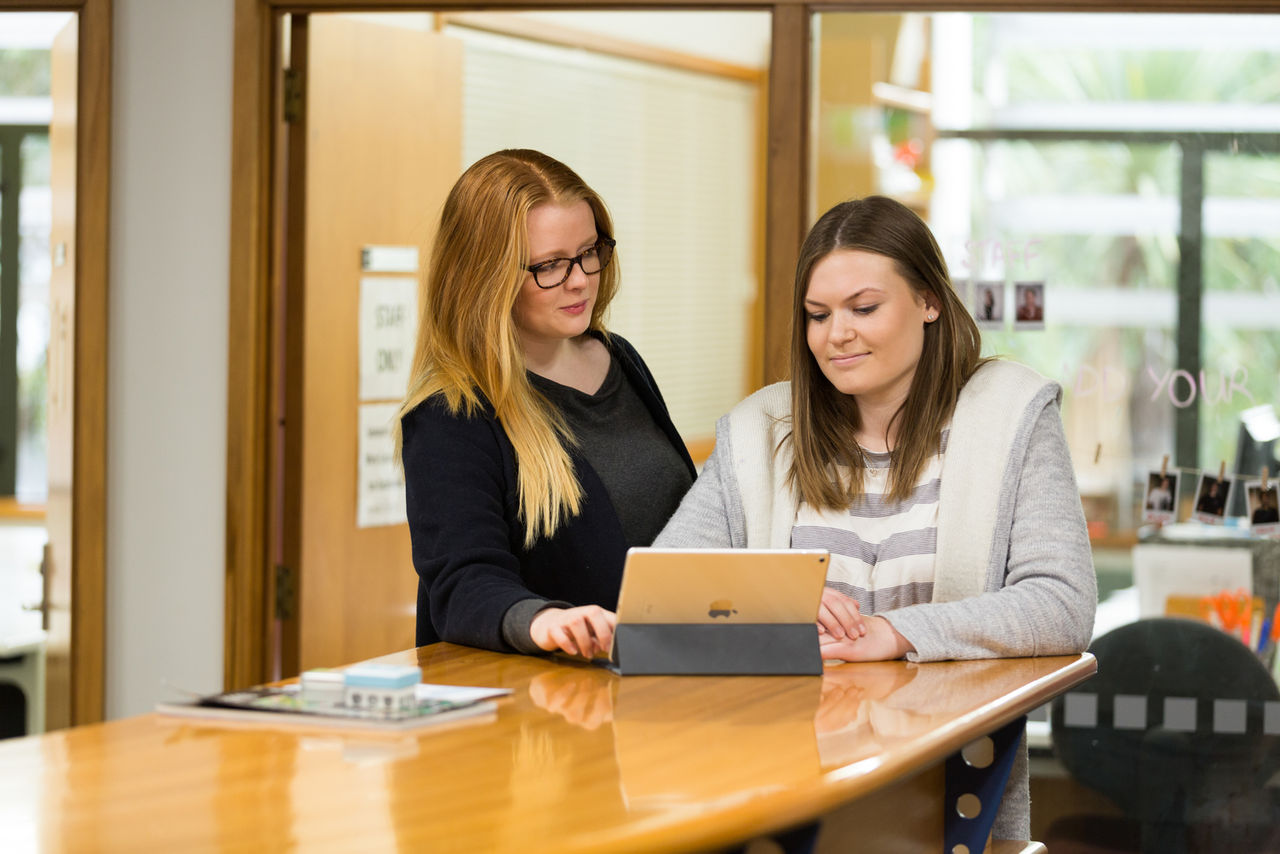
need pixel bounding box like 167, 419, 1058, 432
654, 360, 1097, 839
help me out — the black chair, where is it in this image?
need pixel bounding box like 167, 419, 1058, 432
1048, 617, 1280, 853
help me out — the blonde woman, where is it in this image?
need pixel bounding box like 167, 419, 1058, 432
398, 150, 695, 659
655, 196, 1096, 839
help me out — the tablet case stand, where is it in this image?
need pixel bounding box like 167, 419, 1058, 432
612, 623, 823, 676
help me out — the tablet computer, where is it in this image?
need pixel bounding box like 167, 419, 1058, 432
615, 547, 829, 624
609, 547, 829, 675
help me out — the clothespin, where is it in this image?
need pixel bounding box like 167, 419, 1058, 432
1218, 460, 1226, 484
1094, 443, 1102, 465
1161, 455, 1169, 477
1263, 467, 1270, 490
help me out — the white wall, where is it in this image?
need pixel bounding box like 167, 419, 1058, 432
107, 0, 233, 719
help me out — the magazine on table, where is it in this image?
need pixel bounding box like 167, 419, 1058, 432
156, 682, 511, 733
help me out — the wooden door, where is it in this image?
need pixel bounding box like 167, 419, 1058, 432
43, 14, 78, 731
280, 15, 462, 674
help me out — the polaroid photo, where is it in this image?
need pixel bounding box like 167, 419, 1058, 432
1244, 480, 1280, 537
1191, 472, 1233, 525
1143, 469, 1179, 524
973, 281, 1004, 330
1013, 281, 1045, 331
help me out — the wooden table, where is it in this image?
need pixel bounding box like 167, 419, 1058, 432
0, 645, 1095, 852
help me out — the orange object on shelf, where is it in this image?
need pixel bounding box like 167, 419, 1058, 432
1175, 590, 1269, 649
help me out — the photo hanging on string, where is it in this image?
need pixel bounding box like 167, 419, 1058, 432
1191, 472, 1233, 525
1244, 480, 1280, 537
1143, 469, 1179, 525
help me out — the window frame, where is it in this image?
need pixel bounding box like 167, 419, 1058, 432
0, 0, 112, 728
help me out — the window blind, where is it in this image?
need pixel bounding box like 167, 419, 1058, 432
450, 27, 760, 442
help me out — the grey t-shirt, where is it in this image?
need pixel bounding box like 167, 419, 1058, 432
502, 356, 694, 652
529, 356, 693, 546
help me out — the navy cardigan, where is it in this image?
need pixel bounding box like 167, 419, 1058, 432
401, 334, 696, 651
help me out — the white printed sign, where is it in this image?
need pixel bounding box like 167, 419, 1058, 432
357, 402, 406, 528
359, 276, 417, 402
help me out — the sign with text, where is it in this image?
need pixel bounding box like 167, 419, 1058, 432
359, 276, 417, 401
357, 402, 406, 528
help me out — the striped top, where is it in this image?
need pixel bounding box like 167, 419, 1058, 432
790, 430, 949, 615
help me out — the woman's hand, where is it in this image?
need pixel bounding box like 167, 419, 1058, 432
530, 605, 617, 659
819, 615, 914, 662
817, 587, 866, 641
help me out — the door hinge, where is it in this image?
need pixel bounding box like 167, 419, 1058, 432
283, 68, 303, 124
274, 564, 297, 621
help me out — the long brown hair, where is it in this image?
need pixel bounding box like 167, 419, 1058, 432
788, 196, 985, 509
394, 149, 620, 546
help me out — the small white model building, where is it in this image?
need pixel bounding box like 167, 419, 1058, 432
299, 668, 346, 707
341, 663, 422, 715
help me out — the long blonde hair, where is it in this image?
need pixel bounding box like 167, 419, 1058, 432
395, 150, 620, 546
788, 196, 986, 509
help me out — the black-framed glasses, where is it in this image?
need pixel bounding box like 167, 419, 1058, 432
525, 237, 616, 289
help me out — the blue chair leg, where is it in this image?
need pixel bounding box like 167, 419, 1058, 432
944, 716, 1025, 852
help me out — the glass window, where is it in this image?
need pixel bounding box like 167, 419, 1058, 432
17, 132, 50, 501
813, 11, 1280, 534
812, 11, 1280, 846
1, 18, 60, 502
1202, 147, 1280, 477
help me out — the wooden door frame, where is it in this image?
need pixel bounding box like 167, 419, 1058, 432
225, 0, 1280, 691
0, 0, 112, 725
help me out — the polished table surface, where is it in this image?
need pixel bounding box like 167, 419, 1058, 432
0, 645, 1095, 852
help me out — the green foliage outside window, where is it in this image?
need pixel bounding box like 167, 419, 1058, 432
958, 15, 1280, 527
0, 49, 51, 97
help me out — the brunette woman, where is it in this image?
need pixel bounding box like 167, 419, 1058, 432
655, 195, 1096, 840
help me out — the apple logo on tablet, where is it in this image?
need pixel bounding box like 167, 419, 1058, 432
708, 599, 738, 619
